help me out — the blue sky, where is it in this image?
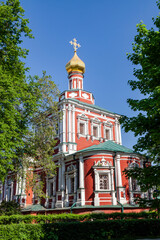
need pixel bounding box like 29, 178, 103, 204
20, 0, 159, 149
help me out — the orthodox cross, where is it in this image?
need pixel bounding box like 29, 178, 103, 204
69, 38, 81, 52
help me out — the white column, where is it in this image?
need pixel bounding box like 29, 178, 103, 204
61, 160, 65, 191
61, 160, 65, 207
111, 169, 114, 191
4, 179, 7, 201
129, 177, 134, 204
68, 104, 72, 142
11, 182, 13, 201
115, 118, 119, 144
59, 105, 63, 142
79, 155, 85, 206
58, 161, 61, 192
72, 105, 75, 142
118, 123, 122, 145
94, 170, 99, 206
62, 104, 66, 143
45, 177, 49, 207
65, 175, 69, 206
74, 172, 77, 202
116, 154, 122, 187
79, 155, 84, 189
111, 169, 117, 205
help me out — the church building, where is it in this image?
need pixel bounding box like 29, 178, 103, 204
1, 39, 148, 214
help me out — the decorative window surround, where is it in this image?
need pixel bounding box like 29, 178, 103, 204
48, 177, 56, 197
93, 157, 116, 206
77, 114, 89, 140
91, 118, 101, 141
45, 177, 56, 208
103, 120, 113, 141
65, 164, 77, 207
128, 161, 141, 205
94, 169, 111, 191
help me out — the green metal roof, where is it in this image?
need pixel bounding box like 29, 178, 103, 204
76, 140, 134, 154
22, 204, 46, 212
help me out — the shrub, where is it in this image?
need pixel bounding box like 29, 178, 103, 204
0, 219, 160, 240
0, 201, 21, 216
0, 211, 157, 225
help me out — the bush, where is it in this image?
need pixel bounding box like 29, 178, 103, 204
0, 201, 21, 216
0, 211, 157, 225
0, 219, 160, 240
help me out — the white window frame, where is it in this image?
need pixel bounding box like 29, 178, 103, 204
69, 176, 75, 194
129, 162, 141, 192
94, 169, 111, 191
48, 177, 56, 198
66, 165, 77, 195
103, 121, 113, 141
91, 118, 101, 140
77, 114, 89, 138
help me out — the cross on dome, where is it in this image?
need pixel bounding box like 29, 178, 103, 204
69, 38, 81, 52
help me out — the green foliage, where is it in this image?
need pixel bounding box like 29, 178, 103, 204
0, 0, 60, 199
120, 0, 160, 212
121, 0, 160, 159
0, 0, 35, 181
0, 201, 21, 216
0, 219, 160, 240
0, 212, 156, 224
19, 72, 60, 199
0, 0, 33, 75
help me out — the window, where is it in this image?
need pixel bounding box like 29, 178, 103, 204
80, 123, 85, 135
105, 129, 110, 140
99, 174, 109, 190
132, 178, 140, 191
93, 126, 98, 137
77, 114, 89, 138
48, 177, 56, 198
70, 177, 74, 193
49, 182, 54, 197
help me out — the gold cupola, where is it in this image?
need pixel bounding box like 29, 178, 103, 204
65, 38, 85, 74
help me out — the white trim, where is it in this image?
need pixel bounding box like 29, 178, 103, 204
76, 109, 116, 122
94, 169, 111, 191
72, 105, 75, 142
91, 118, 101, 140
77, 114, 89, 139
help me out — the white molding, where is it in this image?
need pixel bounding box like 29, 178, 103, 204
76, 109, 116, 122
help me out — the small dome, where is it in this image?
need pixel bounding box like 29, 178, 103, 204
66, 52, 85, 73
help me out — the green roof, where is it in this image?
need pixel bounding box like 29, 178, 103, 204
22, 204, 46, 212
76, 140, 134, 154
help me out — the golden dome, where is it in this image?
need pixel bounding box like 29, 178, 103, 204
65, 52, 85, 74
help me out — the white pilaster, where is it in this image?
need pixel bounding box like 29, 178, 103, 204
79, 155, 85, 206
115, 118, 119, 144
94, 169, 99, 206
68, 104, 72, 142
62, 104, 66, 143
118, 123, 122, 145
58, 161, 62, 192
111, 169, 117, 205
65, 174, 69, 207
116, 154, 122, 187
72, 105, 75, 142
45, 177, 49, 207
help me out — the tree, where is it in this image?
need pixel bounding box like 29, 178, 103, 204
0, 200, 21, 215
120, 0, 160, 212
20, 72, 60, 199
0, 0, 60, 200
0, 0, 36, 181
